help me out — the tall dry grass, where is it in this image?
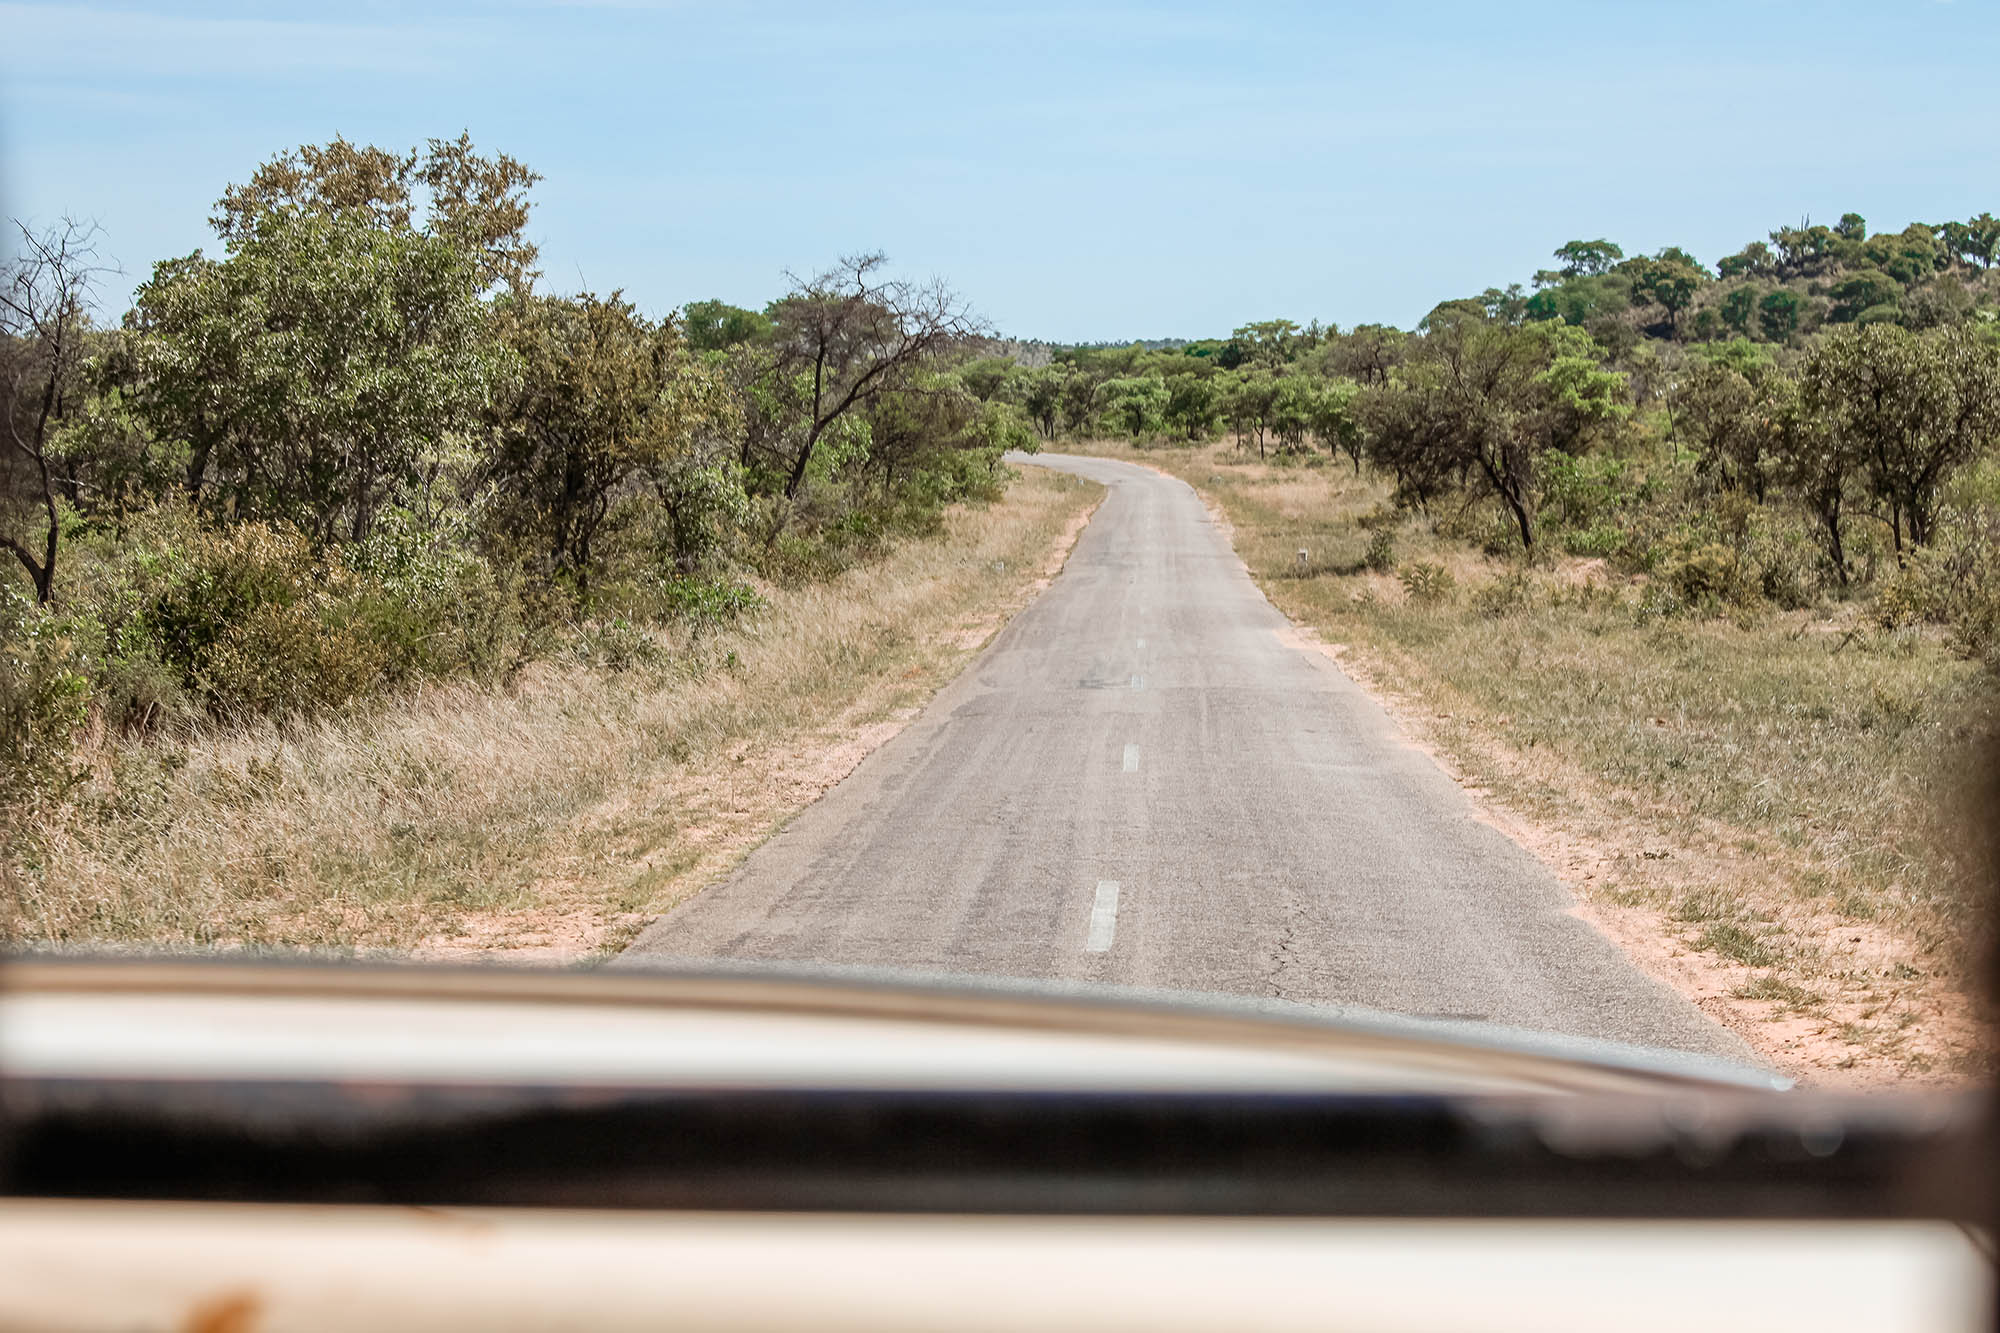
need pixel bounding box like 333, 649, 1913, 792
5, 467, 1101, 955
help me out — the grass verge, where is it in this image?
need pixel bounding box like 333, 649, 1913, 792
5, 465, 1103, 962
1071, 438, 1992, 1086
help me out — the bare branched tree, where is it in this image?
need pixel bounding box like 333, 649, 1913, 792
757, 253, 984, 498
1, 218, 110, 603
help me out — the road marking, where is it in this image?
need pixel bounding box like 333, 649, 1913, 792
1085, 881, 1120, 952
1130, 674, 1144, 689
1136, 637, 1145, 650
1121, 743, 1140, 773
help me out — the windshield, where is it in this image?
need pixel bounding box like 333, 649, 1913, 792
2, 0, 1996, 1100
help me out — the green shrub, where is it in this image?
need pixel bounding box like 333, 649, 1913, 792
0, 584, 93, 813
1666, 543, 1751, 608
1398, 562, 1456, 605
1363, 528, 1397, 572
1872, 509, 2000, 662
1561, 524, 1628, 558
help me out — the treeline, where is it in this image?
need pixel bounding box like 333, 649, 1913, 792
956, 213, 2000, 661
1, 135, 1028, 808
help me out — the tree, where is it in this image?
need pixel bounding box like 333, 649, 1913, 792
1, 219, 108, 602
1719, 285, 1760, 338
1766, 375, 1859, 584
1827, 269, 1901, 324
1769, 223, 1839, 278
1758, 288, 1803, 342
747, 254, 980, 500
1098, 375, 1168, 440
1304, 377, 1363, 469
1365, 312, 1627, 549
1799, 324, 2000, 555
1551, 239, 1625, 279
1220, 373, 1279, 458
1627, 248, 1710, 336
485, 292, 735, 590
1717, 242, 1775, 280
1968, 212, 2000, 269
1163, 372, 1219, 441
1020, 366, 1066, 440
1231, 319, 1301, 369
1673, 353, 1782, 502
1325, 324, 1406, 385
130, 210, 497, 546
682, 299, 771, 351
213, 134, 541, 293
1522, 273, 1630, 327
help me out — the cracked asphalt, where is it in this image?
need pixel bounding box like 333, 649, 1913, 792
622, 453, 1752, 1060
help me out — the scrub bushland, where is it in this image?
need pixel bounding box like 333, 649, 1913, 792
4, 466, 1099, 955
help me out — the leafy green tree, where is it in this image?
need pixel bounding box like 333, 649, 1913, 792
1859, 224, 1946, 285
1478, 284, 1529, 323
1769, 223, 1839, 278
1308, 378, 1364, 470
1098, 375, 1169, 440
1827, 269, 1901, 324
1766, 375, 1859, 583
1673, 351, 1783, 501
130, 210, 498, 546
1968, 212, 2000, 268
1717, 242, 1775, 280
1757, 288, 1804, 342
1627, 248, 1710, 336
1798, 324, 2000, 554
213, 134, 541, 293
485, 292, 734, 590
1523, 273, 1631, 327
682, 299, 771, 351
1163, 372, 1220, 441
1550, 239, 1625, 279
1719, 284, 1761, 337
1364, 313, 1627, 549
1020, 366, 1066, 440
952, 356, 1021, 404
1056, 364, 1107, 438
1231, 319, 1301, 369
1220, 373, 1279, 457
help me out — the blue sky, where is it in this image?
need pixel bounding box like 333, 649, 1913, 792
3, 0, 1995, 342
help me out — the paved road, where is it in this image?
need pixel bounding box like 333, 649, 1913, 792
624, 453, 1749, 1061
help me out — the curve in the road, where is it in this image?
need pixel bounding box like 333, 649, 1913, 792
621, 452, 1751, 1062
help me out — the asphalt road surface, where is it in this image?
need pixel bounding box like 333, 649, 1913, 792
624, 453, 1750, 1061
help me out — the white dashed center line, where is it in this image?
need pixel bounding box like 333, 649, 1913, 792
1130, 674, 1144, 689
1085, 881, 1121, 952
1121, 743, 1140, 773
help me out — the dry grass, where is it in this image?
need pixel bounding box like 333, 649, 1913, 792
4, 466, 1103, 961
1077, 437, 1993, 1085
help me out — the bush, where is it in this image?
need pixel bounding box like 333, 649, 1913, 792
1363, 528, 1397, 572
0, 584, 93, 813
1873, 509, 2000, 663
1665, 543, 1753, 609
1398, 562, 1456, 605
